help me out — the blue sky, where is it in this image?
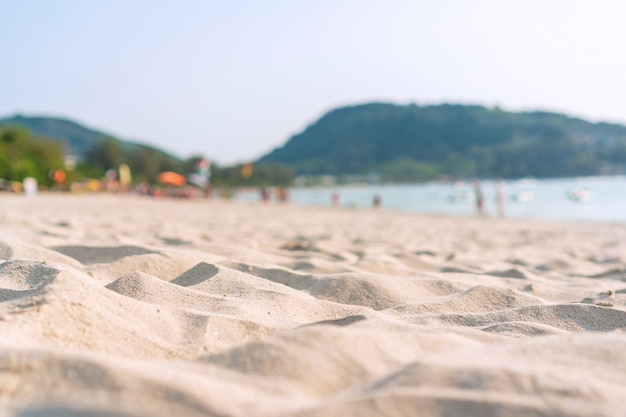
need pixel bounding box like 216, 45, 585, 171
2, 0, 625, 163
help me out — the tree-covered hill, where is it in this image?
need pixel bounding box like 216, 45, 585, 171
259, 103, 626, 180
0, 115, 294, 187
0, 115, 185, 183
0, 115, 129, 157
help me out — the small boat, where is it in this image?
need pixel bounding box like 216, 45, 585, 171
511, 189, 534, 203
447, 181, 470, 203
567, 187, 591, 202
447, 189, 470, 203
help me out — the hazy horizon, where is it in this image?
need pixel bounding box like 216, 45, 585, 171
2, 0, 626, 164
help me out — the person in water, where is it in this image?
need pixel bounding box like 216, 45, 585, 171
473, 179, 485, 216
495, 178, 506, 217
372, 193, 382, 209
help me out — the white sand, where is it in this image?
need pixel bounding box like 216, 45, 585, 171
1, 193, 626, 416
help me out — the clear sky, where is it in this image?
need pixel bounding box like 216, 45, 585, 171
1, 0, 625, 164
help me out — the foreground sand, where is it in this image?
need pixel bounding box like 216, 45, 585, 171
1, 194, 626, 416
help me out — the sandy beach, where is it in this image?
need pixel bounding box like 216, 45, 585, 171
1, 193, 626, 416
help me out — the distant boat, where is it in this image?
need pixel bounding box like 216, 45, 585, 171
447, 181, 471, 203
511, 189, 534, 203
567, 187, 592, 202
447, 189, 471, 203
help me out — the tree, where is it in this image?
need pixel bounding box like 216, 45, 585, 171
0, 127, 65, 186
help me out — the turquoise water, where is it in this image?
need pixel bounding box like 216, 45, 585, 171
237, 176, 626, 223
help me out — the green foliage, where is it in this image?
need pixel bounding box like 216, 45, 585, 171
0, 115, 188, 185
379, 158, 438, 182
0, 127, 65, 186
0, 115, 123, 157
85, 140, 185, 184
260, 103, 626, 180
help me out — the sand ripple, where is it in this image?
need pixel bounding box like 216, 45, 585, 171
1, 195, 626, 416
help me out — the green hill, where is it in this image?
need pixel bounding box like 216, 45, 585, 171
0, 115, 184, 183
0, 115, 161, 159
0, 114, 294, 186
259, 103, 626, 180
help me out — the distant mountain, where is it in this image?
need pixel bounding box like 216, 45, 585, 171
259, 103, 626, 180
0, 114, 174, 161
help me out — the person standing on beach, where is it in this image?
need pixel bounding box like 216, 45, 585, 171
260, 187, 270, 203
372, 193, 382, 209
495, 178, 506, 217
473, 179, 485, 216
276, 186, 289, 203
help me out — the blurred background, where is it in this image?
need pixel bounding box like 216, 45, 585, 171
1, 0, 625, 220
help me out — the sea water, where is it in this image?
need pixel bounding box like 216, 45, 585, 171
236, 176, 626, 223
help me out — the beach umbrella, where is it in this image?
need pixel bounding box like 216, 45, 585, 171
158, 171, 186, 186
51, 169, 66, 185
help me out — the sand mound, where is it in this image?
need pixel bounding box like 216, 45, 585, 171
0, 349, 218, 417
107, 270, 227, 310
410, 303, 626, 332
222, 263, 466, 310
90, 252, 221, 284
107, 267, 366, 334
0, 260, 60, 291
384, 285, 545, 315
203, 319, 477, 395
0, 239, 83, 268
0, 260, 60, 302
